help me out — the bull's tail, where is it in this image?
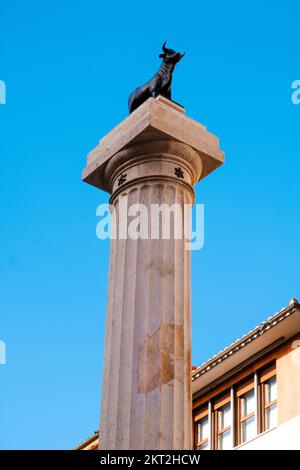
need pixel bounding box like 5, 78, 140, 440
128, 89, 137, 114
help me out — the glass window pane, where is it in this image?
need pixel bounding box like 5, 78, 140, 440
198, 416, 209, 442
265, 403, 277, 430
218, 402, 231, 429
218, 429, 232, 450
198, 441, 209, 450
241, 415, 256, 443
241, 389, 255, 417
265, 377, 277, 404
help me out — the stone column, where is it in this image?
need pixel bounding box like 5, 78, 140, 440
82, 96, 224, 450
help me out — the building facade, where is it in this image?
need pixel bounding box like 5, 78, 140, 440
77, 298, 300, 450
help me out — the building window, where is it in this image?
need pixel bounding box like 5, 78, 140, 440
193, 362, 277, 449
237, 380, 256, 444
260, 365, 277, 432
195, 408, 209, 450
196, 416, 209, 449
214, 396, 232, 449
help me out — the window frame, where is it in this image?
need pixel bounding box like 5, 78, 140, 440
194, 407, 209, 450
259, 364, 277, 432
213, 394, 232, 450
236, 379, 256, 445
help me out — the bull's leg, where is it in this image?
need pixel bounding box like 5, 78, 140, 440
149, 87, 158, 98
164, 86, 172, 100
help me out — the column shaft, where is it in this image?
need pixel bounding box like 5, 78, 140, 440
100, 180, 193, 450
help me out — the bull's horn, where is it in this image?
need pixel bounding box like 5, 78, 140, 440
181, 52, 186, 58
162, 41, 169, 53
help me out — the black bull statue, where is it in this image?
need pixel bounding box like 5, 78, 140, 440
128, 42, 185, 113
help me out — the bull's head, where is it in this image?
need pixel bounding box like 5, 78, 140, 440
159, 41, 185, 63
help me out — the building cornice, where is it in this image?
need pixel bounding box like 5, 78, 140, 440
192, 298, 300, 383
74, 431, 99, 450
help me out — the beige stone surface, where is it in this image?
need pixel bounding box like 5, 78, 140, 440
82, 97, 224, 450
82, 96, 224, 193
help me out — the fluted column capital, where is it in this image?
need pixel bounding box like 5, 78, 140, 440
82, 95, 224, 194
105, 140, 202, 204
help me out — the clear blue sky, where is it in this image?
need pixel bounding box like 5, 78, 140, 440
0, 0, 299, 450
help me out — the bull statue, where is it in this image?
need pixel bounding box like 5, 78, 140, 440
128, 42, 185, 113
